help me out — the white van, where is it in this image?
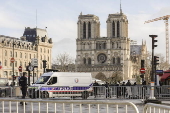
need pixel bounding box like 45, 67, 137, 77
29, 72, 93, 99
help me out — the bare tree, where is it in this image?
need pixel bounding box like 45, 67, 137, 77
53, 52, 75, 72
145, 52, 170, 83
108, 71, 123, 84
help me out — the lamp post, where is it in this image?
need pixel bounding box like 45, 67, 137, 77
12, 38, 15, 86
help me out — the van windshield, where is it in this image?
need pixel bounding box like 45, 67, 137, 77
35, 76, 50, 84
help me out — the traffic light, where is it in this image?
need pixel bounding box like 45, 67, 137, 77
140, 75, 144, 78
42, 60, 47, 68
141, 60, 145, 68
154, 56, 159, 65
150, 35, 158, 49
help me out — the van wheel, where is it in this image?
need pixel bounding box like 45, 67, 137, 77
82, 91, 89, 100
41, 91, 49, 98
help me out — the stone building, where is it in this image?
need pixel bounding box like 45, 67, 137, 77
0, 27, 53, 80
75, 9, 147, 82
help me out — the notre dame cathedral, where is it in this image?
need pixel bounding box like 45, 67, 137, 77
75, 8, 147, 82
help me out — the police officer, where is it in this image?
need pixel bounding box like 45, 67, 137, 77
93, 80, 99, 98
19, 72, 27, 105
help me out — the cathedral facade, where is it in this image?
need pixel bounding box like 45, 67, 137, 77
75, 10, 147, 82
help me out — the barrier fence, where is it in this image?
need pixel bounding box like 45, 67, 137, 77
0, 85, 170, 100
0, 98, 139, 113
143, 103, 170, 113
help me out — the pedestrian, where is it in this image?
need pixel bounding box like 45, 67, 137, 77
121, 82, 126, 98
126, 80, 132, 98
126, 80, 131, 86
19, 72, 27, 105
132, 82, 138, 98
142, 81, 147, 98
93, 80, 99, 98
116, 81, 121, 98
105, 82, 110, 98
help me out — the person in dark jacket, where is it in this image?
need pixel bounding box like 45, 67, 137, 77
105, 82, 110, 98
121, 82, 126, 98
19, 72, 27, 105
93, 80, 99, 98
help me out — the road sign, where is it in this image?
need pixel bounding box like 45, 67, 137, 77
28, 66, 33, 71
10, 57, 15, 63
156, 70, 163, 74
18, 66, 22, 72
31, 58, 38, 67
140, 68, 145, 73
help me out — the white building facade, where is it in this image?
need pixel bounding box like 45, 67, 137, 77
0, 27, 53, 80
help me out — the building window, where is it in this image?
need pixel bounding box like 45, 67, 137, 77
41, 48, 42, 52
48, 49, 49, 53
10, 63, 12, 67
15, 61, 17, 67
20, 52, 22, 58
4, 71, 8, 77
88, 58, 91, 65
10, 51, 12, 57
30, 54, 31, 59
112, 42, 114, 48
117, 57, 120, 64
41, 55, 42, 60
25, 62, 26, 67
112, 21, 115, 37
40, 63, 42, 69
117, 21, 120, 37
34, 54, 35, 58
44, 48, 46, 53
15, 52, 17, 57
88, 22, 91, 38
5, 50, 7, 56
113, 57, 115, 64
20, 61, 22, 66
83, 22, 86, 39
117, 42, 119, 48
4, 60, 7, 66
83, 58, 86, 64
48, 56, 49, 61
25, 53, 27, 58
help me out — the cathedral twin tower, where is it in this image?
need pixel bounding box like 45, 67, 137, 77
76, 11, 131, 80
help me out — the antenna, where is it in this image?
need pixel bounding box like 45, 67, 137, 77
36, 9, 37, 28
120, 0, 122, 14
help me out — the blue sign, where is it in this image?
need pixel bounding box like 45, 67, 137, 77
156, 70, 163, 73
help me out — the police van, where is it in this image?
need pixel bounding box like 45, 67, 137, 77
28, 72, 93, 99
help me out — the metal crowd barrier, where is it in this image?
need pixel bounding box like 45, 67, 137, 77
0, 85, 170, 100
143, 103, 170, 113
0, 98, 139, 113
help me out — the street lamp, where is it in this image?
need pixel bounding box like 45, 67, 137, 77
12, 38, 15, 86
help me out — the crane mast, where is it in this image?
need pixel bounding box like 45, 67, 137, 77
145, 15, 170, 63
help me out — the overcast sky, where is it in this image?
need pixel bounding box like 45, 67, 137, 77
0, 0, 170, 59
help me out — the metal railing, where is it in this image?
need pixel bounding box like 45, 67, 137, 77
143, 103, 170, 113
0, 98, 139, 113
0, 85, 170, 100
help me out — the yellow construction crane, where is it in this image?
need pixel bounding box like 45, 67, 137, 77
144, 15, 170, 63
